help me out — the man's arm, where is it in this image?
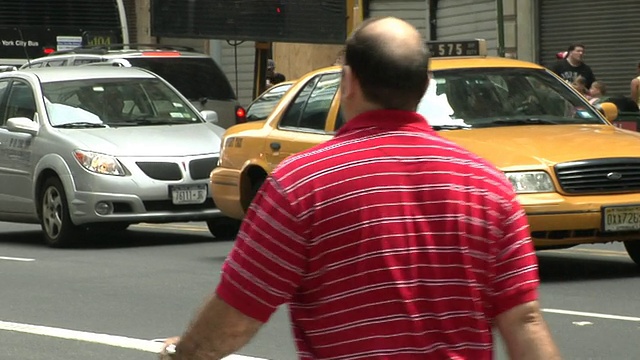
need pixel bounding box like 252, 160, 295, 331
162, 295, 263, 360
495, 301, 561, 360
160, 176, 307, 360
631, 78, 639, 105
487, 189, 561, 360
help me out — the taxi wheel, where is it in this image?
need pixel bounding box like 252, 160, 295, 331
623, 240, 640, 266
249, 177, 265, 205
39, 177, 84, 248
206, 217, 241, 240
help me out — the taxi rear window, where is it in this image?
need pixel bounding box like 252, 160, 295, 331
126, 57, 236, 101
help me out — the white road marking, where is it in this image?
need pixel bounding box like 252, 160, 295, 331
3, 309, 639, 358
543, 308, 640, 322
0, 256, 35, 262
0, 320, 268, 359
572, 321, 593, 326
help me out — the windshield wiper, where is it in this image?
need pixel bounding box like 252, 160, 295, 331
116, 118, 183, 126
53, 122, 107, 128
431, 124, 471, 131
485, 118, 560, 126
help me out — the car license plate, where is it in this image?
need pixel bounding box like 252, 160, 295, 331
603, 205, 640, 232
170, 184, 207, 205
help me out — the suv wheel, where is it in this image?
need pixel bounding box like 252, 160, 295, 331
39, 177, 84, 248
206, 217, 241, 240
623, 240, 640, 266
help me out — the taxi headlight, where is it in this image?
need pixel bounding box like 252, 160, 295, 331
505, 171, 555, 193
73, 150, 126, 176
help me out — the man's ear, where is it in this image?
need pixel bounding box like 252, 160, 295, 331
341, 65, 357, 99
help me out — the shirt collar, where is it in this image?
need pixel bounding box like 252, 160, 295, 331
336, 109, 433, 136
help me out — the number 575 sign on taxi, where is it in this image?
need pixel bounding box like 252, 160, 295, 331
426, 39, 487, 58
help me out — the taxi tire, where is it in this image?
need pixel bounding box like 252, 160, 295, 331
39, 177, 84, 248
206, 217, 241, 240
623, 240, 640, 266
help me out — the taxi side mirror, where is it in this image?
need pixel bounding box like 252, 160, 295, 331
598, 102, 619, 122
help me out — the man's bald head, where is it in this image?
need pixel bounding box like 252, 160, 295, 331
344, 17, 429, 110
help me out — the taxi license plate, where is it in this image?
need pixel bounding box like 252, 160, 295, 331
603, 205, 640, 232
170, 185, 207, 205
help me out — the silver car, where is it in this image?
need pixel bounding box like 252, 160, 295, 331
0, 66, 233, 247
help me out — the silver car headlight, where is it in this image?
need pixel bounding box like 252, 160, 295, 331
505, 171, 555, 193
73, 150, 126, 176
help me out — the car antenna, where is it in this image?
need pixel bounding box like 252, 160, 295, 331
17, 27, 32, 68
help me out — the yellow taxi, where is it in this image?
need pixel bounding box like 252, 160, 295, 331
210, 39, 640, 265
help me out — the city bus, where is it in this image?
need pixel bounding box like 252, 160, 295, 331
0, 0, 129, 67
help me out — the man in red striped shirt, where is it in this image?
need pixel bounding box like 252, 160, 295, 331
161, 17, 561, 360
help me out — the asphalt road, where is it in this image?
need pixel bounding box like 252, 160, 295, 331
1, 221, 639, 360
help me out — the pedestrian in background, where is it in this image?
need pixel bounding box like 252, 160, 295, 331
630, 62, 640, 108
266, 59, 286, 88
572, 76, 589, 98
549, 43, 596, 89
589, 81, 607, 105
160, 16, 561, 360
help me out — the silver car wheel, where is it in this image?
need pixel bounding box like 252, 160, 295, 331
42, 186, 64, 240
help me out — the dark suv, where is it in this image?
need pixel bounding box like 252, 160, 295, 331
19, 44, 246, 129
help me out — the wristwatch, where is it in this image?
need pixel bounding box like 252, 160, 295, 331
163, 344, 177, 359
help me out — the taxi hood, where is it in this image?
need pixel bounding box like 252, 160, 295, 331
440, 125, 640, 170
59, 123, 223, 157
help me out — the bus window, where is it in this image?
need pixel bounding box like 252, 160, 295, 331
0, 0, 128, 66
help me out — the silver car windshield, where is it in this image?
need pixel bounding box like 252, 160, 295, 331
417, 68, 605, 130
42, 78, 202, 127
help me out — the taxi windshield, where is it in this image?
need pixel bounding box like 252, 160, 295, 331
42, 78, 202, 127
417, 68, 605, 129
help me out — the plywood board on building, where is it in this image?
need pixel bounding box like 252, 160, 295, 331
272, 43, 344, 82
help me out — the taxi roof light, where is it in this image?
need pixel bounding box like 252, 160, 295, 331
425, 39, 487, 58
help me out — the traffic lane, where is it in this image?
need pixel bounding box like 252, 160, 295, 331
1, 222, 639, 360
537, 245, 640, 317
0, 330, 154, 360
0, 222, 298, 360
494, 246, 640, 360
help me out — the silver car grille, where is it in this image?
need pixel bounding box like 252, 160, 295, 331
136, 162, 182, 181
554, 158, 640, 194
189, 157, 218, 180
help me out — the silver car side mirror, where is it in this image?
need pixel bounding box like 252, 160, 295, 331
201, 110, 219, 124
7, 117, 39, 135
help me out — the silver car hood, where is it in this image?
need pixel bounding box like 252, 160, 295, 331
58, 123, 223, 157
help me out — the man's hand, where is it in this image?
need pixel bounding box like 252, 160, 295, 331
156, 295, 264, 360
159, 336, 180, 360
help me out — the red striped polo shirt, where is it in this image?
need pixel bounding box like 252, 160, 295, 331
216, 109, 539, 360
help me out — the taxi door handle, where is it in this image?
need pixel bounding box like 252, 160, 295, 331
270, 142, 281, 151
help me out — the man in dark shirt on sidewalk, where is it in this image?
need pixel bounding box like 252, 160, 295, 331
549, 43, 596, 89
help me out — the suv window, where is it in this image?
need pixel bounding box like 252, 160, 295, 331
45, 59, 68, 67
125, 57, 236, 101
74, 58, 103, 66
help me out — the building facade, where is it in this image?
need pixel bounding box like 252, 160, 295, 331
131, 0, 639, 106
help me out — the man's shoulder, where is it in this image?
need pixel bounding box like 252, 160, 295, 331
271, 138, 342, 184
548, 60, 565, 70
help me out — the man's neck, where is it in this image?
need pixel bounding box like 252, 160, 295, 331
567, 57, 581, 67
